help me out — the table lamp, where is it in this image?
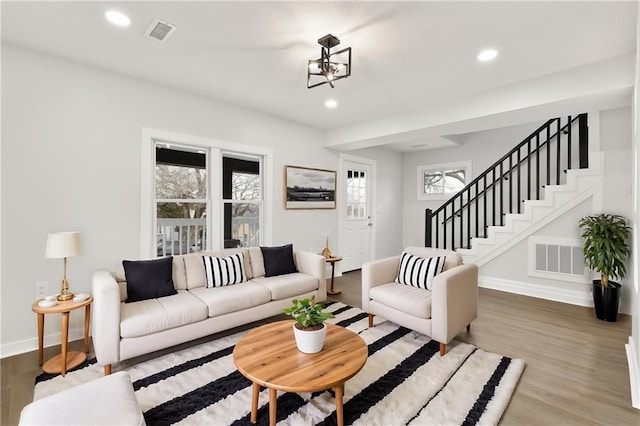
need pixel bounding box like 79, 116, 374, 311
45, 231, 81, 301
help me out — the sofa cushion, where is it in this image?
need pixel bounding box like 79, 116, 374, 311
260, 244, 298, 277
120, 290, 208, 338
188, 281, 271, 317
369, 282, 432, 319
248, 247, 265, 277
395, 252, 446, 290
203, 252, 247, 287
122, 257, 177, 303
183, 249, 252, 289
251, 273, 318, 301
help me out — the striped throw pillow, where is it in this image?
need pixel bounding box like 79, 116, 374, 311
203, 253, 247, 288
395, 252, 446, 290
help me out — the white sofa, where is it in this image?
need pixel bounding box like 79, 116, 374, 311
92, 247, 326, 375
362, 247, 478, 356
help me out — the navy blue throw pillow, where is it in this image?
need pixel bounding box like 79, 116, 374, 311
260, 244, 298, 277
123, 256, 177, 303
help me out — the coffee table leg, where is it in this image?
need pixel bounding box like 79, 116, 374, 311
269, 388, 277, 426
335, 383, 344, 426
250, 382, 259, 423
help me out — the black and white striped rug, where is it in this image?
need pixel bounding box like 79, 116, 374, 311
34, 302, 524, 425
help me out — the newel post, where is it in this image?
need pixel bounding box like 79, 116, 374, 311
425, 209, 433, 247
578, 113, 589, 169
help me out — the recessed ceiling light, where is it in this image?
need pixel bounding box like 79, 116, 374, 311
105, 10, 131, 27
325, 100, 338, 109
477, 49, 498, 62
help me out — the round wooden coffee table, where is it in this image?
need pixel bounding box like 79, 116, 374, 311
233, 320, 368, 426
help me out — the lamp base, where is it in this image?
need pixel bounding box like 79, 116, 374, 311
57, 277, 74, 301
57, 288, 74, 302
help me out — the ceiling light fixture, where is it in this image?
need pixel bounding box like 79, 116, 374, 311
105, 10, 131, 27
307, 34, 351, 89
325, 100, 338, 109
477, 48, 498, 62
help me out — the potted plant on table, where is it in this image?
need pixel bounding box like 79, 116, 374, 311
579, 213, 631, 322
283, 296, 334, 353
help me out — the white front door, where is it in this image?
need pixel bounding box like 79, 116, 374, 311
339, 157, 375, 272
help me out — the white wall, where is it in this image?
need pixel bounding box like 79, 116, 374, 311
0, 44, 338, 356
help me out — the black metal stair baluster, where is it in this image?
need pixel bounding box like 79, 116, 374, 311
567, 115, 572, 171
527, 138, 531, 201
450, 200, 455, 250
466, 188, 471, 249
492, 168, 496, 226
483, 175, 488, 237
536, 133, 540, 200
475, 181, 479, 241
509, 154, 513, 214
546, 123, 551, 186
499, 162, 504, 226
517, 147, 521, 214
556, 117, 561, 184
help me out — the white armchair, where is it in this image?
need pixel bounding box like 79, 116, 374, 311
362, 247, 478, 356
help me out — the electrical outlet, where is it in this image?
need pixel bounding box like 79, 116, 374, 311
35, 281, 48, 299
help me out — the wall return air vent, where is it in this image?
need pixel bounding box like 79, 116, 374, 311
145, 19, 176, 42
528, 236, 588, 284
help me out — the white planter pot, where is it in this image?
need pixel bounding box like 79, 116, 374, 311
292, 323, 327, 354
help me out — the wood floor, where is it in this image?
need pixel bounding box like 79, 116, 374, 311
2, 270, 638, 425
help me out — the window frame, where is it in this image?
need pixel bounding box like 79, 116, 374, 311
141, 128, 273, 258
416, 160, 472, 201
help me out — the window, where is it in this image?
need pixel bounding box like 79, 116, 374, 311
223, 156, 262, 248
417, 161, 472, 200
141, 128, 273, 258
155, 145, 208, 256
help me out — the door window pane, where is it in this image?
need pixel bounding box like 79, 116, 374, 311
347, 169, 367, 220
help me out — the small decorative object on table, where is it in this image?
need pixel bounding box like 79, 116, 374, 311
283, 296, 334, 353
321, 236, 332, 259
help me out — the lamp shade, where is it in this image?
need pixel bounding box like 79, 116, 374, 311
45, 231, 81, 259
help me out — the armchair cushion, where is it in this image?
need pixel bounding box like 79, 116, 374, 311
370, 283, 432, 319
395, 252, 446, 290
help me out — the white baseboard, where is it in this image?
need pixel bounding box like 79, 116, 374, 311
479, 276, 593, 307
626, 337, 640, 409
479, 276, 634, 314
0, 327, 87, 359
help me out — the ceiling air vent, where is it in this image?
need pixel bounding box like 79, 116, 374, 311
145, 19, 176, 42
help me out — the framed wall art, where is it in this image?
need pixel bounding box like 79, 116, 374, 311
284, 165, 336, 209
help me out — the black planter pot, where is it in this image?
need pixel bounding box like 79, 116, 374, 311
592, 280, 621, 322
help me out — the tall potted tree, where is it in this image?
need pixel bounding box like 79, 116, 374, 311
579, 213, 631, 322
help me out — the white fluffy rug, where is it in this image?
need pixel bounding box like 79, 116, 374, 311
34, 302, 524, 425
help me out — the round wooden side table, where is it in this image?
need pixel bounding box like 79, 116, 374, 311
31, 296, 93, 377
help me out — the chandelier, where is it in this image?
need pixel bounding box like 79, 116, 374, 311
307, 34, 352, 89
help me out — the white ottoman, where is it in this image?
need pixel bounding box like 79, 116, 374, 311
19, 371, 145, 425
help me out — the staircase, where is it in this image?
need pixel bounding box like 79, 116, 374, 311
457, 154, 603, 266
425, 114, 600, 265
